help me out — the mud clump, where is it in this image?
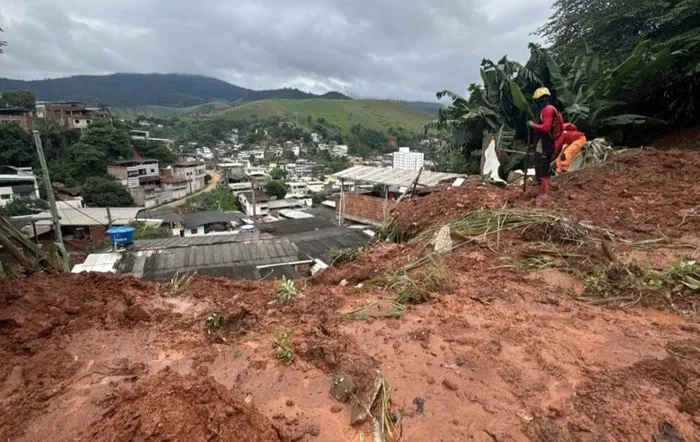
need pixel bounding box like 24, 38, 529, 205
90, 368, 280, 442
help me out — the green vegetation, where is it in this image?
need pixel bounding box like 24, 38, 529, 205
205, 311, 223, 334
0, 197, 48, 217
0, 90, 36, 109
265, 180, 288, 200
213, 99, 431, 134
167, 271, 197, 297
112, 101, 234, 119
185, 185, 238, 212
0, 122, 34, 167
431, 0, 700, 174
579, 259, 700, 312
269, 167, 288, 180
128, 220, 172, 240
82, 176, 134, 207
275, 277, 300, 304
271, 328, 294, 364
538, 0, 700, 126
132, 139, 177, 166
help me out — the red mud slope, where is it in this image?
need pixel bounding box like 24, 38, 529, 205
1, 147, 700, 441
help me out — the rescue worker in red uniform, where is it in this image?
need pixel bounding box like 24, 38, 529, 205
527, 87, 564, 193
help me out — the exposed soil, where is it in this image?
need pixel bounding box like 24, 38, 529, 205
392, 149, 700, 239
2, 147, 700, 441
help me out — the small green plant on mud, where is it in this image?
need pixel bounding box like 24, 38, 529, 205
167, 271, 196, 297
329, 246, 364, 265
579, 259, 700, 312
275, 277, 300, 304
272, 328, 293, 364
205, 311, 223, 334
389, 261, 453, 305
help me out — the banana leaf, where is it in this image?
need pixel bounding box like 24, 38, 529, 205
510, 81, 534, 119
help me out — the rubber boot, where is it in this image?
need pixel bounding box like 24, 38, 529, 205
538, 177, 549, 194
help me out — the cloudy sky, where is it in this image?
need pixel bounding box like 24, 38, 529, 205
0, 0, 553, 101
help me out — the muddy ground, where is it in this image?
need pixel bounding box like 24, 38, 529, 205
1, 148, 700, 442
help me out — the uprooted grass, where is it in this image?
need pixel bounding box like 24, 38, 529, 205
275, 276, 301, 304
388, 260, 454, 305
577, 259, 700, 313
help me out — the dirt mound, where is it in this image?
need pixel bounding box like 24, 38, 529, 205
89, 368, 280, 442
392, 149, 700, 238
0, 272, 164, 346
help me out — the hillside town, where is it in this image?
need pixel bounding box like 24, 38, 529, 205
1, 97, 463, 282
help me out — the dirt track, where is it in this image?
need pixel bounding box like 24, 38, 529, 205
1, 147, 700, 441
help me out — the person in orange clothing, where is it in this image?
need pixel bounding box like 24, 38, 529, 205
556, 123, 587, 173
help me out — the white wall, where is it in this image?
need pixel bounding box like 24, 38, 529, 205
184, 226, 205, 236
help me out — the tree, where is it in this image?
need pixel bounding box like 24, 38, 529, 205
185, 185, 238, 212
82, 119, 131, 160
82, 177, 134, 207
0, 197, 48, 217
311, 191, 326, 205
537, 0, 700, 125
0, 122, 35, 167
204, 173, 212, 185
283, 150, 297, 161
0, 90, 36, 109
132, 139, 176, 165
270, 167, 288, 180
265, 180, 288, 200
66, 142, 107, 181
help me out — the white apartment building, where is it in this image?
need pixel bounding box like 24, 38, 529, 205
285, 182, 308, 198
237, 190, 270, 218
393, 147, 424, 171
0, 166, 40, 206
331, 145, 348, 157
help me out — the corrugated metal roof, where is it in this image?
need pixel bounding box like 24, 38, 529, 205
332, 166, 464, 188
35, 206, 142, 227
131, 232, 273, 250
118, 237, 305, 281
285, 227, 372, 264
259, 217, 337, 235
180, 211, 245, 229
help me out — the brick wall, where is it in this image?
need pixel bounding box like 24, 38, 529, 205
338, 193, 396, 226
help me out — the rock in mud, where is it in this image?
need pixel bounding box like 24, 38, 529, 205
442, 378, 459, 391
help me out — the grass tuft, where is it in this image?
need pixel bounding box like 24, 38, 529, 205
272, 328, 294, 364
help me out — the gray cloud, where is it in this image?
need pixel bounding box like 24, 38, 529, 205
0, 0, 552, 101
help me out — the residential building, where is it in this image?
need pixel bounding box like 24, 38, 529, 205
0, 107, 34, 131
0, 166, 40, 206
161, 175, 190, 201
107, 159, 164, 207
73, 235, 307, 281
36, 101, 109, 131
238, 190, 270, 218
304, 180, 325, 193
311, 133, 321, 143
246, 171, 271, 190
285, 182, 308, 198
129, 130, 175, 146
172, 161, 207, 194
181, 211, 245, 236
393, 147, 425, 171
331, 145, 349, 157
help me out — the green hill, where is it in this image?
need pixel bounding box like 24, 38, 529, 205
112, 101, 234, 119
209, 99, 433, 133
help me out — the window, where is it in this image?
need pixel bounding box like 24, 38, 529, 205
87, 120, 91, 124
150, 169, 155, 173
0, 194, 11, 200
74, 119, 80, 124
190, 228, 198, 234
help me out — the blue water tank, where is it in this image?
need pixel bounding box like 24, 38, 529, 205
107, 226, 136, 246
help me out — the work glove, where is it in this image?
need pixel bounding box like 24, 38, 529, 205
526, 121, 535, 128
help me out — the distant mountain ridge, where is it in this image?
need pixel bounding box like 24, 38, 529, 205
0, 73, 351, 107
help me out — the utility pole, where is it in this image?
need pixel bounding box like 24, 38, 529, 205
106, 207, 113, 228
251, 184, 257, 229
33, 130, 70, 272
